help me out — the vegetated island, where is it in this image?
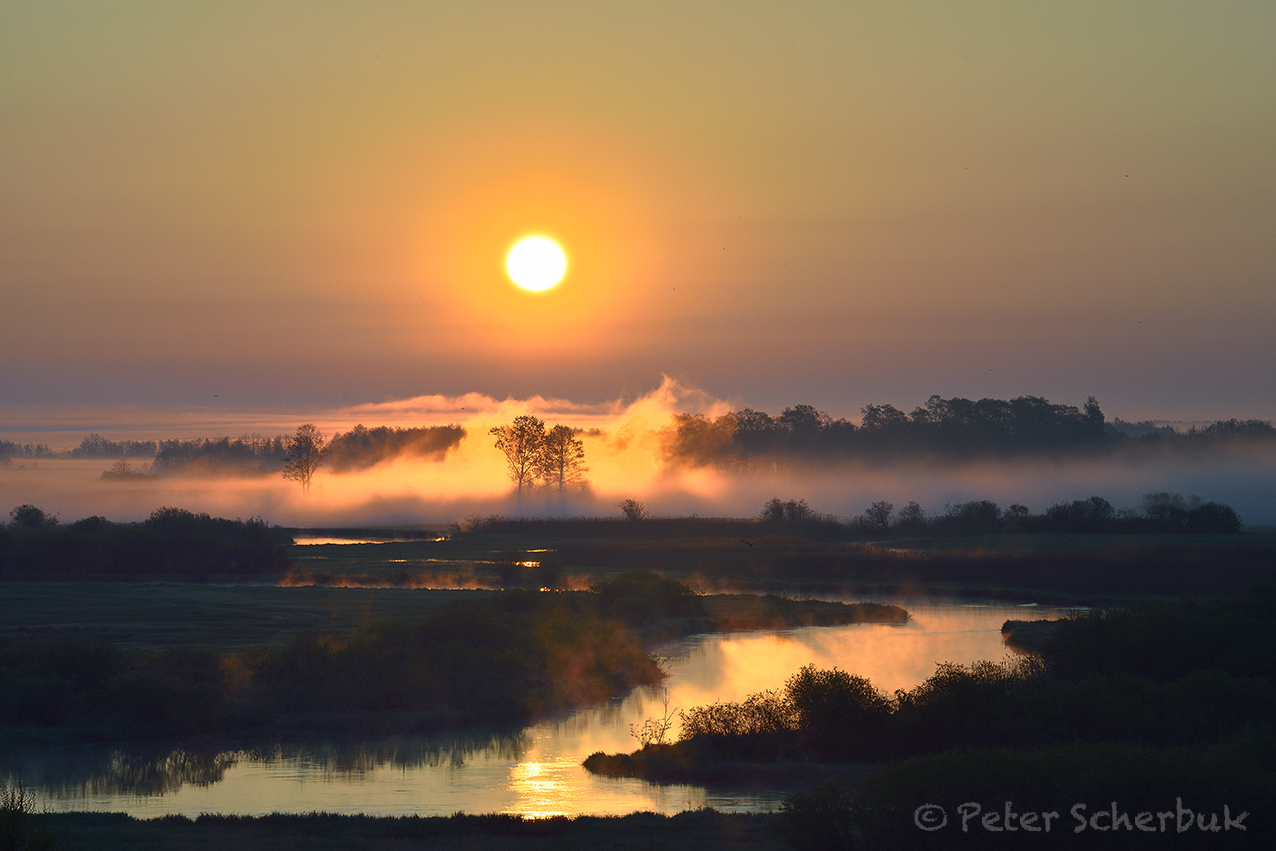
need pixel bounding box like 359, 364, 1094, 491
583, 576, 1276, 848
0, 569, 906, 746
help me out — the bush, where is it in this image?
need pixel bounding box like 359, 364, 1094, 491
772, 780, 858, 851
786, 665, 891, 761
590, 570, 704, 623
0, 780, 61, 850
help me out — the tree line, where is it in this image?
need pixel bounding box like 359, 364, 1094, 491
830, 490, 1245, 536
0, 506, 293, 579
657, 394, 1276, 469
4, 395, 1272, 473
0, 424, 467, 481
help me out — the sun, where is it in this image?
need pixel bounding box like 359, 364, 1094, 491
506, 236, 567, 291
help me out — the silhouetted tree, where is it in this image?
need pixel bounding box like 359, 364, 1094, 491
662, 412, 739, 469
761, 498, 815, 523
491, 415, 546, 494
324, 423, 465, 471
863, 501, 894, 531
941, 500, 1002, 533
541, 424, 587, 491
618, 499, 648, 521
8, 505, 55, 529
895, 501, 927, 532
860, 403, 908, 431
282, 424, 327, 493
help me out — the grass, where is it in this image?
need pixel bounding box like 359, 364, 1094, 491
0, 582, 480, 650
48, 810, 785, 851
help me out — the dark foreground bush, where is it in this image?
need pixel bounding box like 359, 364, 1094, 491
1039, 577, 1276, 682
0, 781, 61, 850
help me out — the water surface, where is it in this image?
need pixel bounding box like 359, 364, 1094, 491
9, 598, 1068, 818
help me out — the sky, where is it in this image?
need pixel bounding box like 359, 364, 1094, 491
3, 1, 1275, 426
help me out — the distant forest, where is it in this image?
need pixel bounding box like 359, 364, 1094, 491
659, 395, 1276, 469
0, 424, 466, 476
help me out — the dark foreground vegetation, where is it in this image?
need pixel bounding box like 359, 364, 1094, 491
587, 577, 1276, 848
0, 571, 903, 744
10, 808, 784, 851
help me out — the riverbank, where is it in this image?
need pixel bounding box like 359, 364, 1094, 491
25, 810, 788, 851
0, 573, 909, 748
585, 579, 1276, 803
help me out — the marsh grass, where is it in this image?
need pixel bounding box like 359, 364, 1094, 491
0, 780, 61, 850
0, 583, 475, 651
45, 810, 784, 851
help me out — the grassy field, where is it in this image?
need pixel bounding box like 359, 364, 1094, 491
0, 582, 481, 650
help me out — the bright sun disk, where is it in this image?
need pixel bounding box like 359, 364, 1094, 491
506, 237, 567, 291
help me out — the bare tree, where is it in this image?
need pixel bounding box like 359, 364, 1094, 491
618, 499, 648, 521
541, 424, 587, 492
282, 423, 327, 493
490, 415, 546, 494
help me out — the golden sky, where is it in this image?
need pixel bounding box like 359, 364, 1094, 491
2, 1, 1273, 420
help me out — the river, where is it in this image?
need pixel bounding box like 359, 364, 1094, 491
6, 597, 1071, 818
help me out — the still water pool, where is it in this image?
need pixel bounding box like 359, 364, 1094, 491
8, 598, 1069, 818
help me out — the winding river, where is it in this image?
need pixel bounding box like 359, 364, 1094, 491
6, 598, 1070, 818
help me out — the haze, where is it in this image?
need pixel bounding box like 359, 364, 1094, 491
3, 381, 1274, 527
2, 2, 1273, 421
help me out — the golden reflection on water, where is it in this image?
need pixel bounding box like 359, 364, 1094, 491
16, 600, 1067, 818
509, 761, 574, 819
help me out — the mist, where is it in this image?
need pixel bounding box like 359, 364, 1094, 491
2, 378, 1274, 528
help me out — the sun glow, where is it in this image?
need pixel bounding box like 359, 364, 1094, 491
506, 237, 567, 291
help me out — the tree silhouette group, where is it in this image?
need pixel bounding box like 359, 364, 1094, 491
490, 415, 588, 494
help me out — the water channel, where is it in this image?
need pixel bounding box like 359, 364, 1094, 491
6, 598, 1072, 818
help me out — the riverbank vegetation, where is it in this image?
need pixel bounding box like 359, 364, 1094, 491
28, 809, 786, 851
467, 516, 1270, 601
0, 571, 905, 744
586, 577, 1276, 847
